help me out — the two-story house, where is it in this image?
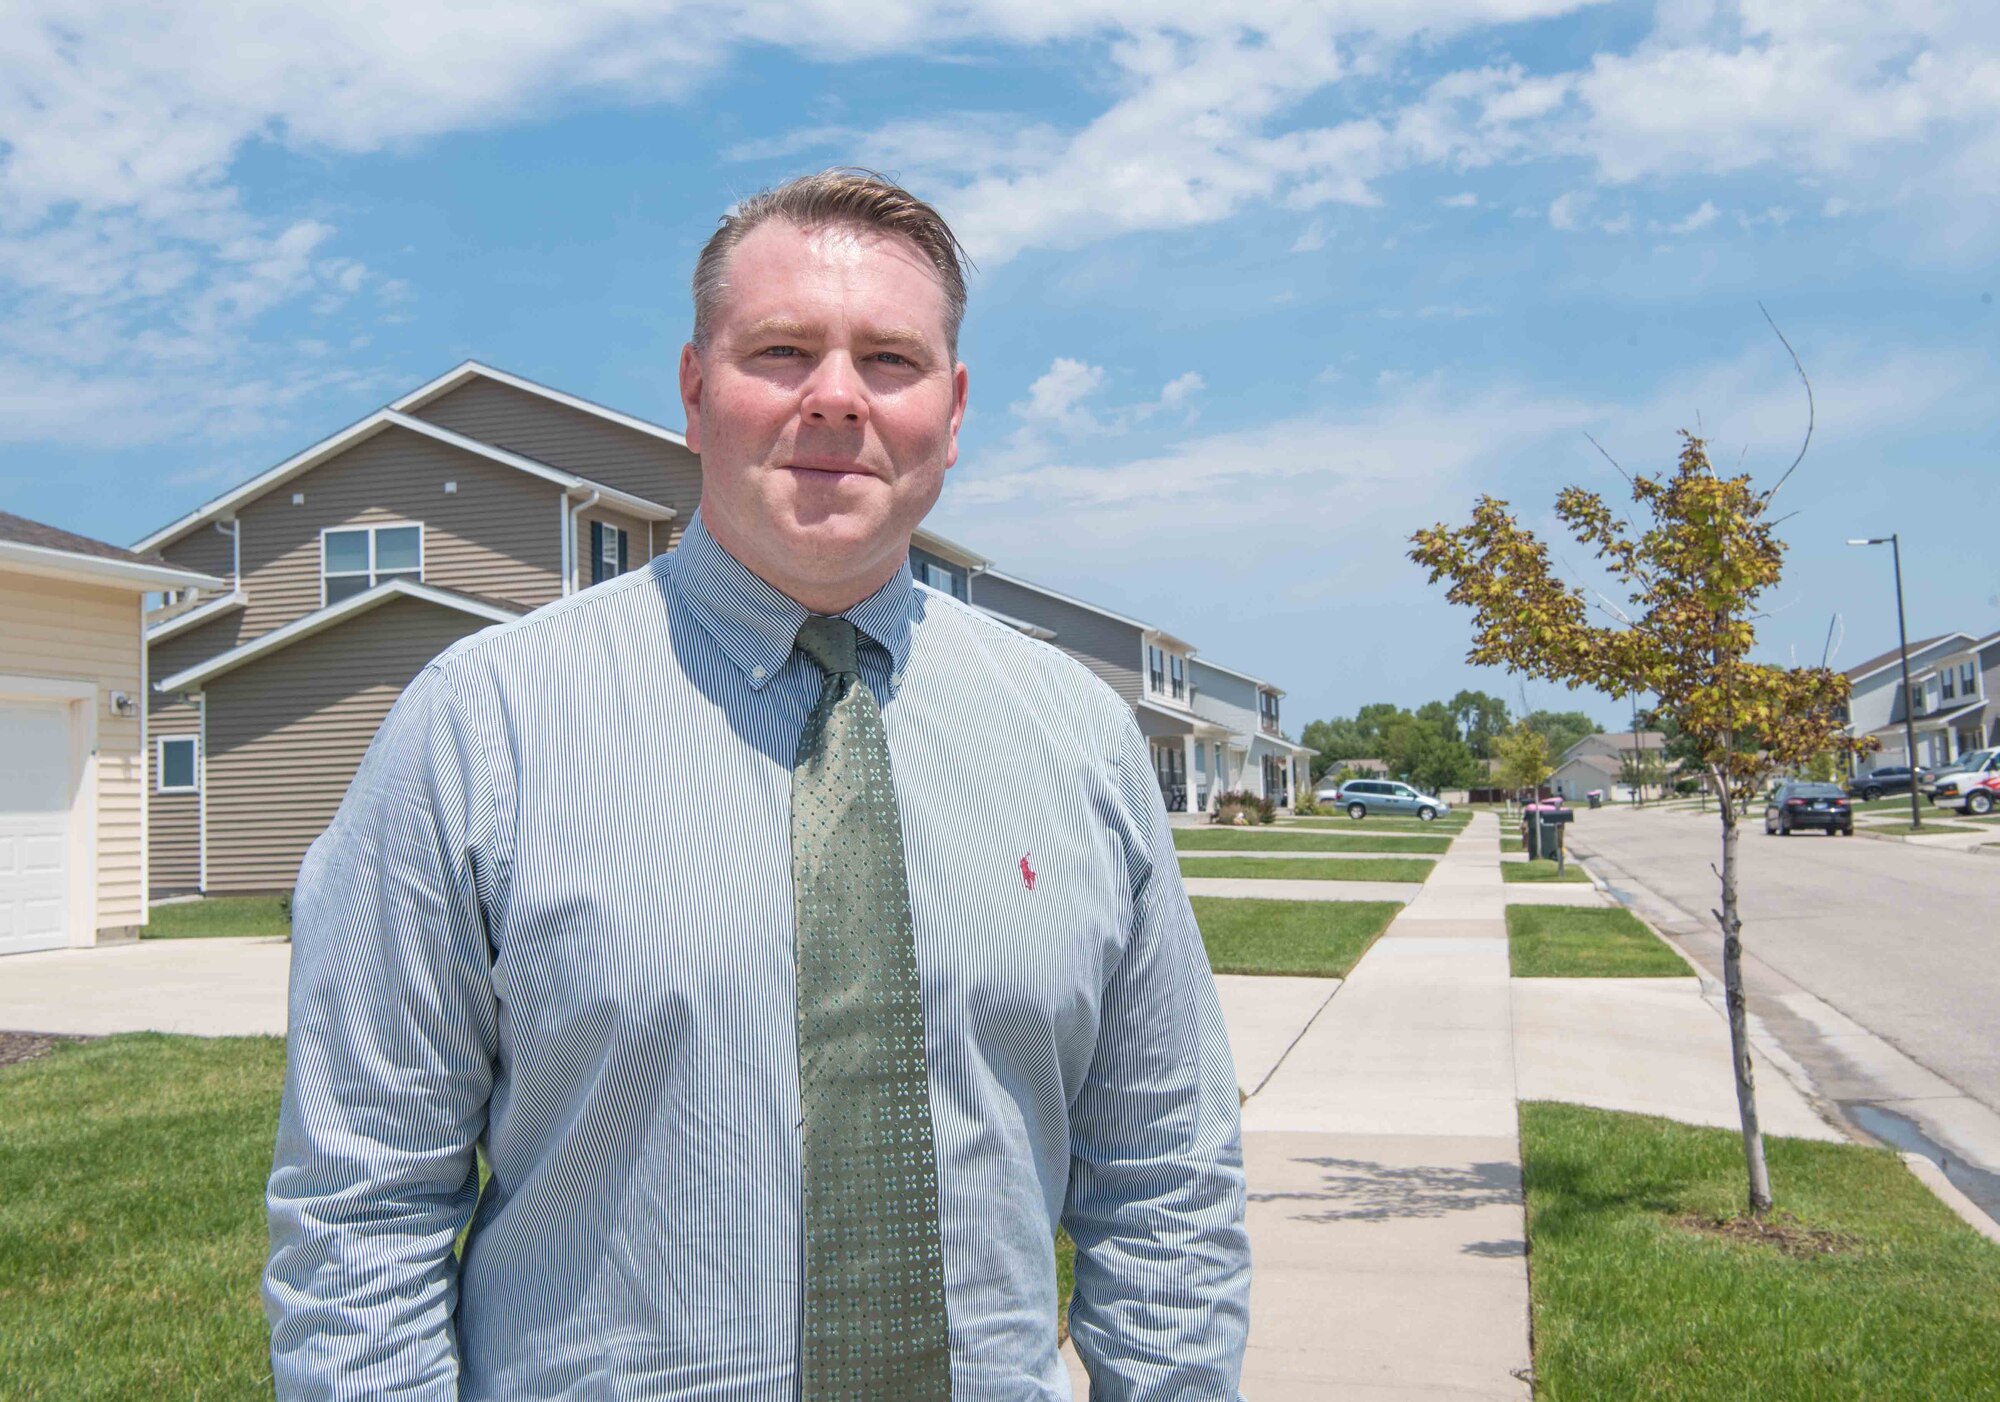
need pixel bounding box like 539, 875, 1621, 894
136, 362, 986, 895
965, 571, 1311, 813
1841, 632, 1993, 771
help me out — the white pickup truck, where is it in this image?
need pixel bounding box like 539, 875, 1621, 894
1927, 747, 2000, 815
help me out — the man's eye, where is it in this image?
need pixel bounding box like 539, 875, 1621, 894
872, 351, 913, 367
761, 345, 803, 358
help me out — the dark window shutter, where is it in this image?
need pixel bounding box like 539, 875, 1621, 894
590, 521, 606, 585
617, 529, 629, 575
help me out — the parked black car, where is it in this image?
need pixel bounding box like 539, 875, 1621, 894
1765, 780, 1854, 836
1846, 765, 1930, 802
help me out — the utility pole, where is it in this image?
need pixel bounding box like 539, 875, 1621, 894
1847, 534, 1922, 831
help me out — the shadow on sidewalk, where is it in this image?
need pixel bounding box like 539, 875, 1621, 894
1253, 1154, 1522, 1230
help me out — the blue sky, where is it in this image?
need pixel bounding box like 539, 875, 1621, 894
4, 1, 1997, 729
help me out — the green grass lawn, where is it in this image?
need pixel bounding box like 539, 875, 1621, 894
1175, 828, 1450, 855
1501, 859, 1590, 883
1179, 856, 1436, 883
1521, 1102, 2000, 1400
1506, 906, 1689, 977
0, 1034, 283, 1397
1191, 897, 1401, 977
1501, 836, 1525, 852
1056, 1230, 1075, 1342
1286, 815, 1469, 834
144, 895, 291, 939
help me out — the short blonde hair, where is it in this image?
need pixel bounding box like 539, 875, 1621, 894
691, 168, 971, 358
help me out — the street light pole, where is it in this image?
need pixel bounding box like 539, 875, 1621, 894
1847, 535, 1922, 831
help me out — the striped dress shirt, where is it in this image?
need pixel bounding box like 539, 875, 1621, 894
264, 512, 1250, 1400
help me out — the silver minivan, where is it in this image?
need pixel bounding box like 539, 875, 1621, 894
1328, 779, 1451, 822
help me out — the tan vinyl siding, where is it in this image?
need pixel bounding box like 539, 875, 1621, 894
149, 695, 201, 894
232, 423, 563, 640
158, 523, 236, 587
575, 504, 656, 589
410, 377, 701, 540
202, 596, 488, 894
968, 574, 1143, 704
0, 571, 144, 932
150, 606, 247, 681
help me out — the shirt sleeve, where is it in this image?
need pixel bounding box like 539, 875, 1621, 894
1061, 708, 1251, 1399
264, 662, 500, 1401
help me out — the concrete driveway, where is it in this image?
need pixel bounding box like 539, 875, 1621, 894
0, 937, 289, 1037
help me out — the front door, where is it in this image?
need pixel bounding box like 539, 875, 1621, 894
0, 699, 75, 956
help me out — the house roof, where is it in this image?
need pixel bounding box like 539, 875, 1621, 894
133, 405, 677, 554
1563, 730, 1666, 761
1844, 634, 1973, 684
155, 579, 521, 692
1555, 753, 1625, 778
1190, 654, 1283, 696
1134, 697, 1232, 736
146, 589, 248, 643
392, 360, 690, 448
0, 510, 227, 593
968, 602, 1056, 641
976, 567, 1196, 653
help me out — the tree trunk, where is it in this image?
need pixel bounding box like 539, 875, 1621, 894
1716, 789, 1774, 1214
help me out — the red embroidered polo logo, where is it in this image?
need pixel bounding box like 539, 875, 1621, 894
1020, 854, 1037, 891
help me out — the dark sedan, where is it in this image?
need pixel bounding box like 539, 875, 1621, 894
1765, 780, 1854, 836
1847, 765, 1930, 801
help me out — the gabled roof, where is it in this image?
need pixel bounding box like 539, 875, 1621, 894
968, 602, 1056, 640
1190, 654, 1284, 696
1844, 634, 1973, 684
133, 406, 676, 553
0, 510, 226, 593
155, 579, 520, 692
977, 568, 1195, 653
1555, 752, 1625, 777
146, 589, 247, 643
392, 360, 690, 449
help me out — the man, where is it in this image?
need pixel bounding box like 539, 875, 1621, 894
265, 169, 1249, 1400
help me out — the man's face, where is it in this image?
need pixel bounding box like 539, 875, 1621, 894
679, 219, 968, 612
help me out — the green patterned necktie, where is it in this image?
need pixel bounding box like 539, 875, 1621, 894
791, 615, 953, 1400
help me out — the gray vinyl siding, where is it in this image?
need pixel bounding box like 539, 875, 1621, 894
202, 595, 491, 893
409, 377, 702, 540
1189, 661, 1260, 738
149, 696, 201, 894
969, 574, 1142, 704
148, 609, 247, 894
231, 424, 562, 641
159, 523, 236, 588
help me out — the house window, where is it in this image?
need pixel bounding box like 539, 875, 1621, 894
1261, 691, 1281, 731
156, 735, 198, 794
1962, 662, 1980, 698
1910, 681, 1926, 715
590, 521, 629, 585
1148, 645, 1165, 694
908, 547, 968, 601
322, 524, 422, 605
1170, 653, 1184, 699
1943, 668, 1957, 701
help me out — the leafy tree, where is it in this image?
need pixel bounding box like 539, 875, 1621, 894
1617, 750, 1667, 799
1411, 432, 1865, 1216
1449, 689, 1512, 758
1383, 713, 1478, 792
1491, 723, 1553, 797
1520, 708, 1600, 761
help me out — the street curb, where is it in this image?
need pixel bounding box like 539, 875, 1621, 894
1899, 1153, 2000, 1245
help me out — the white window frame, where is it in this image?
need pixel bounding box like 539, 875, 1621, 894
155, 733, 200, 795
320, 522, 425, 606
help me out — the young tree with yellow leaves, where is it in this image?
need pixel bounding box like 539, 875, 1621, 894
1410, 432, 1868, 1214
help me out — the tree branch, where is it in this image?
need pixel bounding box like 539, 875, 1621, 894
1758, 303, 1815, 506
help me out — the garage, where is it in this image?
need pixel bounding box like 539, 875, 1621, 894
0, 693, 86, 956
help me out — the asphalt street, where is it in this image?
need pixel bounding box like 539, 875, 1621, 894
1564, 803, 2000, 1209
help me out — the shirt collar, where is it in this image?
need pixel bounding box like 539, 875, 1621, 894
672, 510, 917, 690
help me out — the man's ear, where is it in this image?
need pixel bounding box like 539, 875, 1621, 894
944, 361, 968, 472
678, 343, 704, 455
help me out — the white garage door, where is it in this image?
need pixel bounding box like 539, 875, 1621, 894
0, 698, 76, 956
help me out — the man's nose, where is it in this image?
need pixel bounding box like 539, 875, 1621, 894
800, 353, 867, 426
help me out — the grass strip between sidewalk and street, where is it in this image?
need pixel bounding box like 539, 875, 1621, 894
1190, 897, 1401, 977
1175, 828, 1450, 855
144, 895, 291, 939
1506, 906, 1689, 978
1502, 859, 1590, 883
1179, 856, 1435, 883
1284, 816, 1469, 834
1521, 1102, 2000, 1400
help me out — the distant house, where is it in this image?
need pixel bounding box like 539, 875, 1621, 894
1547, 752, 1628, 803
1, 512, 223, 953
1843, 631, 1999, 771
965, 570, 1312, 813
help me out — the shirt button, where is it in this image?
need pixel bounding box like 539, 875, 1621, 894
752, 666, 767, 681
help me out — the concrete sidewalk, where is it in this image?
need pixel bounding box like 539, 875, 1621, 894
0, 936, 289, 1037
1182, 876, 1425, 903
1232, 808, 1532, 1399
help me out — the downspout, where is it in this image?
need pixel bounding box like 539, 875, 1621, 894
570, 490, 601, 590
559, 493, 572, 596
213, 517, 239, 593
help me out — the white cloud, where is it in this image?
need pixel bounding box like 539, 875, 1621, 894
1667, 199, 1720, 233
1291, 220, 1328, 253
1439, 191, 1480, 207
1012, 357, 1107, 433
1549, 191, 1588, 230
